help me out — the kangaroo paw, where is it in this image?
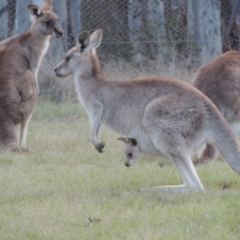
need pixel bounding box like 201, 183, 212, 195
95, 142, 105, 153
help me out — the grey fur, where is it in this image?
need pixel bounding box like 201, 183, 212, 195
55, 30, 240, 192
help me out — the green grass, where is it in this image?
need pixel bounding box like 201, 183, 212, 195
1, 100, 240, 240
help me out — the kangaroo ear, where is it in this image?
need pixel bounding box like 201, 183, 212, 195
90, 29, 103, 49
76, 32, 90, 53
117, 137, 129, 144
28, 4, 42, 18
41, 0, 52, 11
118, 137, 138, 146
129, 138, 138, 146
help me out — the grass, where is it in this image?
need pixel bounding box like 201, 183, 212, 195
1, 100, 240, 240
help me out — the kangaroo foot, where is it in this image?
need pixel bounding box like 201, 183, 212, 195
95, 142, 105, 153
5, 142, 21, 152
21, 147, 33, 153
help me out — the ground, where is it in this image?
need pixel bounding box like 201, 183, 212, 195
1, 100, 240, 240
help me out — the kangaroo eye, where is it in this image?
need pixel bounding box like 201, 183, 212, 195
65, 56, 71, 62
127, 153, 132, 158
44, 21, 52, 27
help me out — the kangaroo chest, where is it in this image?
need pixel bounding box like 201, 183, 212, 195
29, 38, 50, 75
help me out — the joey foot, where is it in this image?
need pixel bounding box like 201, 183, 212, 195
95, 142, 105, 153
194, 143, 217, 165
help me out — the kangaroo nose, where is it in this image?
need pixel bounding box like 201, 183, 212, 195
54, 67, 60, 76
54, 67, 63, 77
125, 162, 130, 167
57, 31, 64, 38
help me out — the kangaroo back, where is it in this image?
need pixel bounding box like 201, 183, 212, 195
192, 51, 240, 121
192, 51, 240, 162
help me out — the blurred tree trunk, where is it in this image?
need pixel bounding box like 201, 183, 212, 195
0, 0, 8, 40
201, 0, 222, 63
187, 0, 194, 42
164, 0, 184, 41
128, 0, 148, 59
236, 9, 240, 50
147, 0, 166, 58
223, 0, 240, 51
67, 0, 81, 48
53, 0, 68, 50
187, 0, 202, 63
13, 0, 30, 34
188, 0, 222, 64
7, 0, 16, 37
128, 0, 167, 60
164, 0, 187, 67
46, 0, 67, 65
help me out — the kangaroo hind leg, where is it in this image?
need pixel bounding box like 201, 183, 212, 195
18, 70, 38, 149
168, 149, 204, 191
0, 119, 20, 152
150, 149, 204, 193
19, 112, 33, 148
142, 95, 205, 192
143, 97, 204, 192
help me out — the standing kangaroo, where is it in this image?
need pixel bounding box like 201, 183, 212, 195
192, 51, 240, 162
0, 0, 64, 151
54, 30, 240, 192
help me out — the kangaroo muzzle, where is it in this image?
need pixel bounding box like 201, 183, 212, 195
54, 26, 64, 38
54, 66, 61, 77
55, 29, 64, 38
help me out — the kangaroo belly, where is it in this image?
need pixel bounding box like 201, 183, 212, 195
0, 95, 37, 125
102, 106, 143, 136
0, 74, 38, 125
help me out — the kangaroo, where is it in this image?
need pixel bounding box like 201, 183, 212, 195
0, 0, 63, 151
192, 51, 240, 162
117, 137, 143, 167
54, 30, 240, 192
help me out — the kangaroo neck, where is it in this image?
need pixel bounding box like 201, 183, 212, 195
73, 71, 100, 106
27, 30, 51, 74
75, 54, 104, 92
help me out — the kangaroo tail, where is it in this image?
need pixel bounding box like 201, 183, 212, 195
208, 106, 240, 175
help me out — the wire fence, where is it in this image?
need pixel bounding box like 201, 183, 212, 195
0, 0, 238, 100
0, 1, 237, 63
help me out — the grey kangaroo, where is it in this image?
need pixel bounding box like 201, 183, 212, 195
0, 0, 64, 151
192, 51, 240, 162
54, 30, 240, 192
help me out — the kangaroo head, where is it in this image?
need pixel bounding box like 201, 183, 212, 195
54, 29, 103, 78
118, 137, 140, 167
28, 0, 64, 38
